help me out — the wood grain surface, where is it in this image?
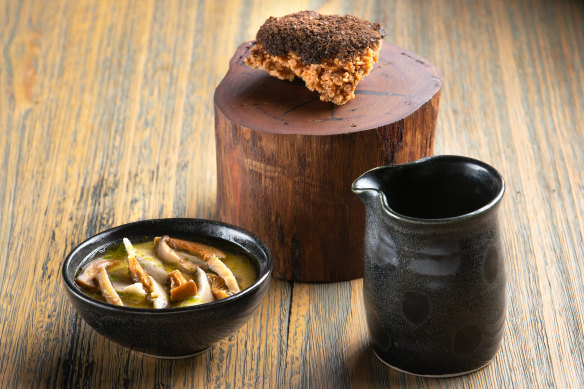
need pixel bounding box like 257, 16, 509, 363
1, 0, 583, 387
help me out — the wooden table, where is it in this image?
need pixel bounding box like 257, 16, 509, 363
1, 0, 583, 387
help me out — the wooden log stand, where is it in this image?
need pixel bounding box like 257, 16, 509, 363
214, 41, 442, 281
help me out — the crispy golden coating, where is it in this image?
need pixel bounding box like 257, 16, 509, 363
246, 41, 382, 105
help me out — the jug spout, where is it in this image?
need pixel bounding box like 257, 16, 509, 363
352, 156, 505, 222
351, 166, 393, 204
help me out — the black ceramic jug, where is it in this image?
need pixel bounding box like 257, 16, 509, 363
352, 155, 506, 377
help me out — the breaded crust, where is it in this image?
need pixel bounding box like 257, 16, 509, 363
245, 11, 385, 105
246, 41, 381, 105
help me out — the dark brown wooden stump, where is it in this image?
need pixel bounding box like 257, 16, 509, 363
214, 41, 442, 281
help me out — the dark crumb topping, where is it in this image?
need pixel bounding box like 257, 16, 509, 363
255, 11, 386, 64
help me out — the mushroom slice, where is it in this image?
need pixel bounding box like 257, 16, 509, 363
96, 266, 123, 306
164, 237, 226, 259
207, 273, 231, 300
160, 237, 238, 294
194, 268, 214, 304
168, 270, 198, 302
168, 269, 188, 289
176, 251, 208, 269
76, 260, 118, 291
206, 255, 240, 294
123, 238, 153, 293
153, 236, 198, 274
170, 280, 197, 302
116, 282, 147, 296
133, 252, 168, 285
148, 276, 169, 309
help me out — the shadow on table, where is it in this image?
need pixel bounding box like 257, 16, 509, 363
39, 333, 214, 387
346, 343, 491, 387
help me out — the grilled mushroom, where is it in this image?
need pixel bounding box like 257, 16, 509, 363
207, 273, 232, 300
76, 259, 118, 291
162, 237, 239, 294
153, 236, 199, 274
124, 238, 153, 292
96, 266, 123, 306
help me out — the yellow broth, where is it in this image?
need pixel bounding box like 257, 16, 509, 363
75, 238, 258, 308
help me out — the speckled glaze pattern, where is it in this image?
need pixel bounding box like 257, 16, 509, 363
352, 156, 506, 376
61, 218, 273, 358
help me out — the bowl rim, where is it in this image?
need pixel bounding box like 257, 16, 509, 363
61, 217, 273, 314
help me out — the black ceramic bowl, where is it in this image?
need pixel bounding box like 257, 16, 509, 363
62, 218, 272, 358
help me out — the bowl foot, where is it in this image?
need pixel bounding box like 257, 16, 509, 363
140, 346, 213, 359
